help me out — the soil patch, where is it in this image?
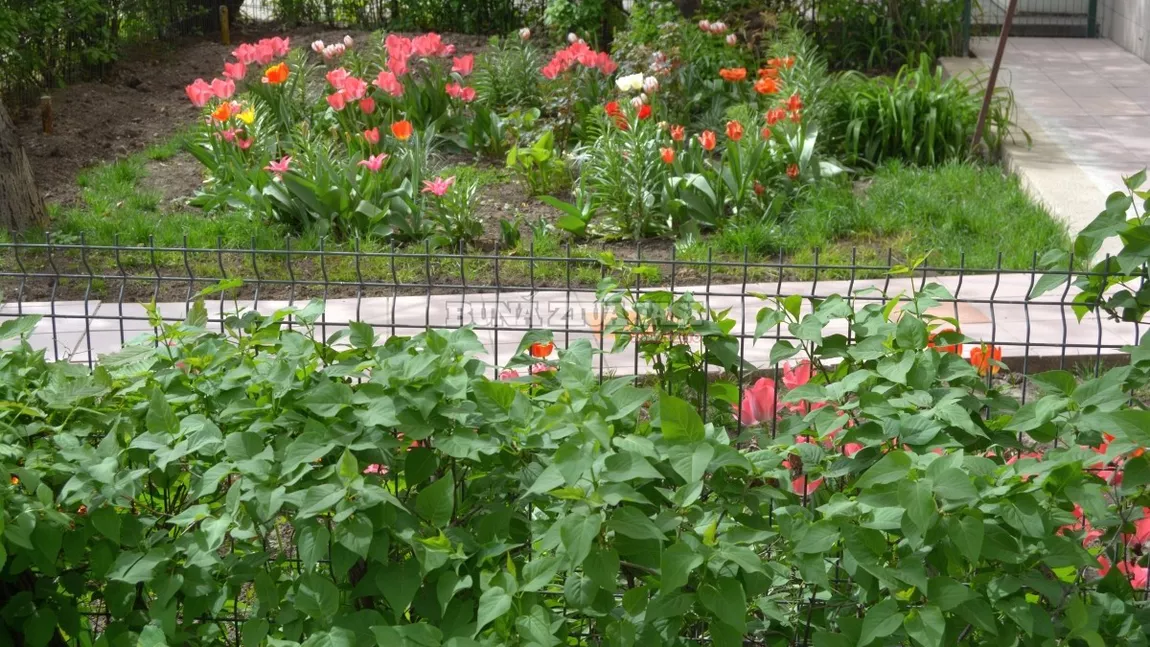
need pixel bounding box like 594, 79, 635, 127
140, 152, 206, 206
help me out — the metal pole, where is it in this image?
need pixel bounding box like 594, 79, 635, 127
1087, 0, 1098, 38
961, 0, 972, 57
971, 0, 1018, 155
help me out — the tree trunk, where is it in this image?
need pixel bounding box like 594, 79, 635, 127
0, 98, 47, 233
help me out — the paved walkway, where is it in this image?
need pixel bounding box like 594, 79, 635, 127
943, 37, 1150, 250
2, 274, 1141, 376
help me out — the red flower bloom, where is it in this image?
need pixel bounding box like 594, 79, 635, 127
754, 77, 780, 95
637, 104, 652, 120
670, 124, 685, 141
969, 344, 1003, 376
262, 62, 290, 85
725, 120, 744, 141
927, 328, 964, 356
530, 341, 554, 358
753, 181, 765, 196
698, 130, 717, 151
605, 101, 622, 117
660, 147, 674, 164
391, 119, 414, 141
765, 108, 787, 125
760, 126, 772, 140
718, 67, 747, 82
786, 93, 804, 112
786, 164, 799, 180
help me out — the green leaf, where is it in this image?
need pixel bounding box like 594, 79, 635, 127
405, 447, 438, 485
349, 321, 375, 348
928, 577, 975, 611
584, 547, 619, 591
858, 599, 904, 646
108, 550, 166, 584
794, 521, 840, 554
659, 394, 704, 443
416, 472, 455, 528
136, 623, 167, 647
520, 555, 563, 593
378, 559, 422, 615
608, 506, 666, 542
667, 444, 714, 484
476, 587, 512, 633
0, 315, 41, 340
904, 606, 945, 647
296, 571, 340, 620
855, 451, 911, 489
559, 510, 601, 569
660, 541, 703, 592
953, 515, 984, 564
515, 606, 559, 647
699, 577, 746, 633
899, 479, 936, 532
146, 389, 178, 434
24, 608, 60, 647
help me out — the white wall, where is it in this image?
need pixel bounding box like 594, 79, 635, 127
1101, 0, 1150, 61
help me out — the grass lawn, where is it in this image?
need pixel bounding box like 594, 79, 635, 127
1, 146, 1070, 301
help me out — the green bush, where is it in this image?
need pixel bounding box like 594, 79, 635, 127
807, 0, 966, 72
824, 56, 1015, 168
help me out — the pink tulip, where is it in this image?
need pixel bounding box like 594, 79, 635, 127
185, 79, 214, 107
210, 78, 235, 99
421, 175, 455, 196
223, 62, 247, 80
726, 34, 738, 46
386, 34, 413, 60
341, 76, 367, 101
519, 27, 531, 40
387, 55, 409, 77
362, 463, 389, 475
363, 127, 380, 145
452, 54, 474, 76
842, 443, 863, 457
1125, 507, 1150, 546
358, 153, 389, 172
254, 41, 276, 65
412, 33, 447, 57
596, 52, 617, 75
739, 377, 777, 426
460, 87, 476, 102
499, 369, 520, 380
219, 128, 237, 142
792, 475, 822, 496
1119, 561, 1149, 589
311, 40, 325, 53
782, 360, 813, 390
235, 135, 253, 150
374, 70, 405, 97
325, 67, 351, 89
326, 91, 347, 111
264, 155, 292, 176
232, 43, 258, 64
444, 44, 456, 56
529, 362, 553, 375
445, 82, 463, 99
359, 97, 376, 114
266, 36, 291, 57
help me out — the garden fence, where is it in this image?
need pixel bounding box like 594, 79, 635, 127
0, 238, 1145, 644
0, 238, 1141, 390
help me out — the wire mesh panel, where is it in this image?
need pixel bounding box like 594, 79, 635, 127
973, 0, 1100, 37
0, 239, 1139, 382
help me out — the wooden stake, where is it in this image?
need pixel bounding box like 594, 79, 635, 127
220, 5, 230, 46
972, 0, 1018, 155
40, 95, 53, 135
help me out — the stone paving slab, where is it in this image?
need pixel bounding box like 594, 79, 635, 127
942, 37, 1150, 260
2, 274, 1142, 376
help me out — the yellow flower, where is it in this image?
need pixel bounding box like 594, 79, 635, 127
237, 107, 255, 125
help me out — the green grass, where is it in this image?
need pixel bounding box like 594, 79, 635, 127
780, 160, 1070, 269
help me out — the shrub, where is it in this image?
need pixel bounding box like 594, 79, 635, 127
808, 0, 966, 72
824, 55, 1016, 168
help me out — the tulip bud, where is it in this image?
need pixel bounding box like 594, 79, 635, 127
726, 34, 737, 46
343, 35, 354, 47
311, 40, 324, 53
698, 19, 710, 31
642, 75, 659, 93
568, 32, 579, 44
519, 27, 531, 40
630, 95, 645, 109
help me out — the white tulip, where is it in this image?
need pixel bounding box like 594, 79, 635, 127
343, 35, 354, 47
311, 40, 325, 53
698, 19, 710, 31
726, 34, 737, 46
614, 72, 645, 93
642, 76, 659, 93
630, 95, 645, 109
568, 32, 579, 44
519, 27, 532, 40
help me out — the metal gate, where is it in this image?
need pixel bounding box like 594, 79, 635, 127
971, 0, 1099, 37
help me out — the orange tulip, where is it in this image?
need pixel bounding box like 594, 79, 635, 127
698, 130, 717, 151
660, 146, 674, 164
211, 102, 233, 122
670, 124, 685, 142
725, 120, 744, 141
758, 66, 779, 79
390, 119, 413, 141
768, 56, 795, 69
263, 62, 290, 85
786, 93, 804, 112
754, 77, 780, 95
760, 126, 772, 140
786, 164, 799, 180
530, 341, 554, 358
927, 329, 964, 356
765, 108, 786, 125
970, 344, 1003, 376
718, 67, 747, 82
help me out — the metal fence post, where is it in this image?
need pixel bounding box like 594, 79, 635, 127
1087, 0, 1098, 37
962, 0, 972, 57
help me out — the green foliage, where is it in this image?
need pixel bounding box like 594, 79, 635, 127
825, 56, 1016, 168
506, 129, 570, 195
265, 0, 531, 34
4, 270, 1150, 644
809, 0, 967, 72
472, 37, 545, 113
1034, 169, 1150, 321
